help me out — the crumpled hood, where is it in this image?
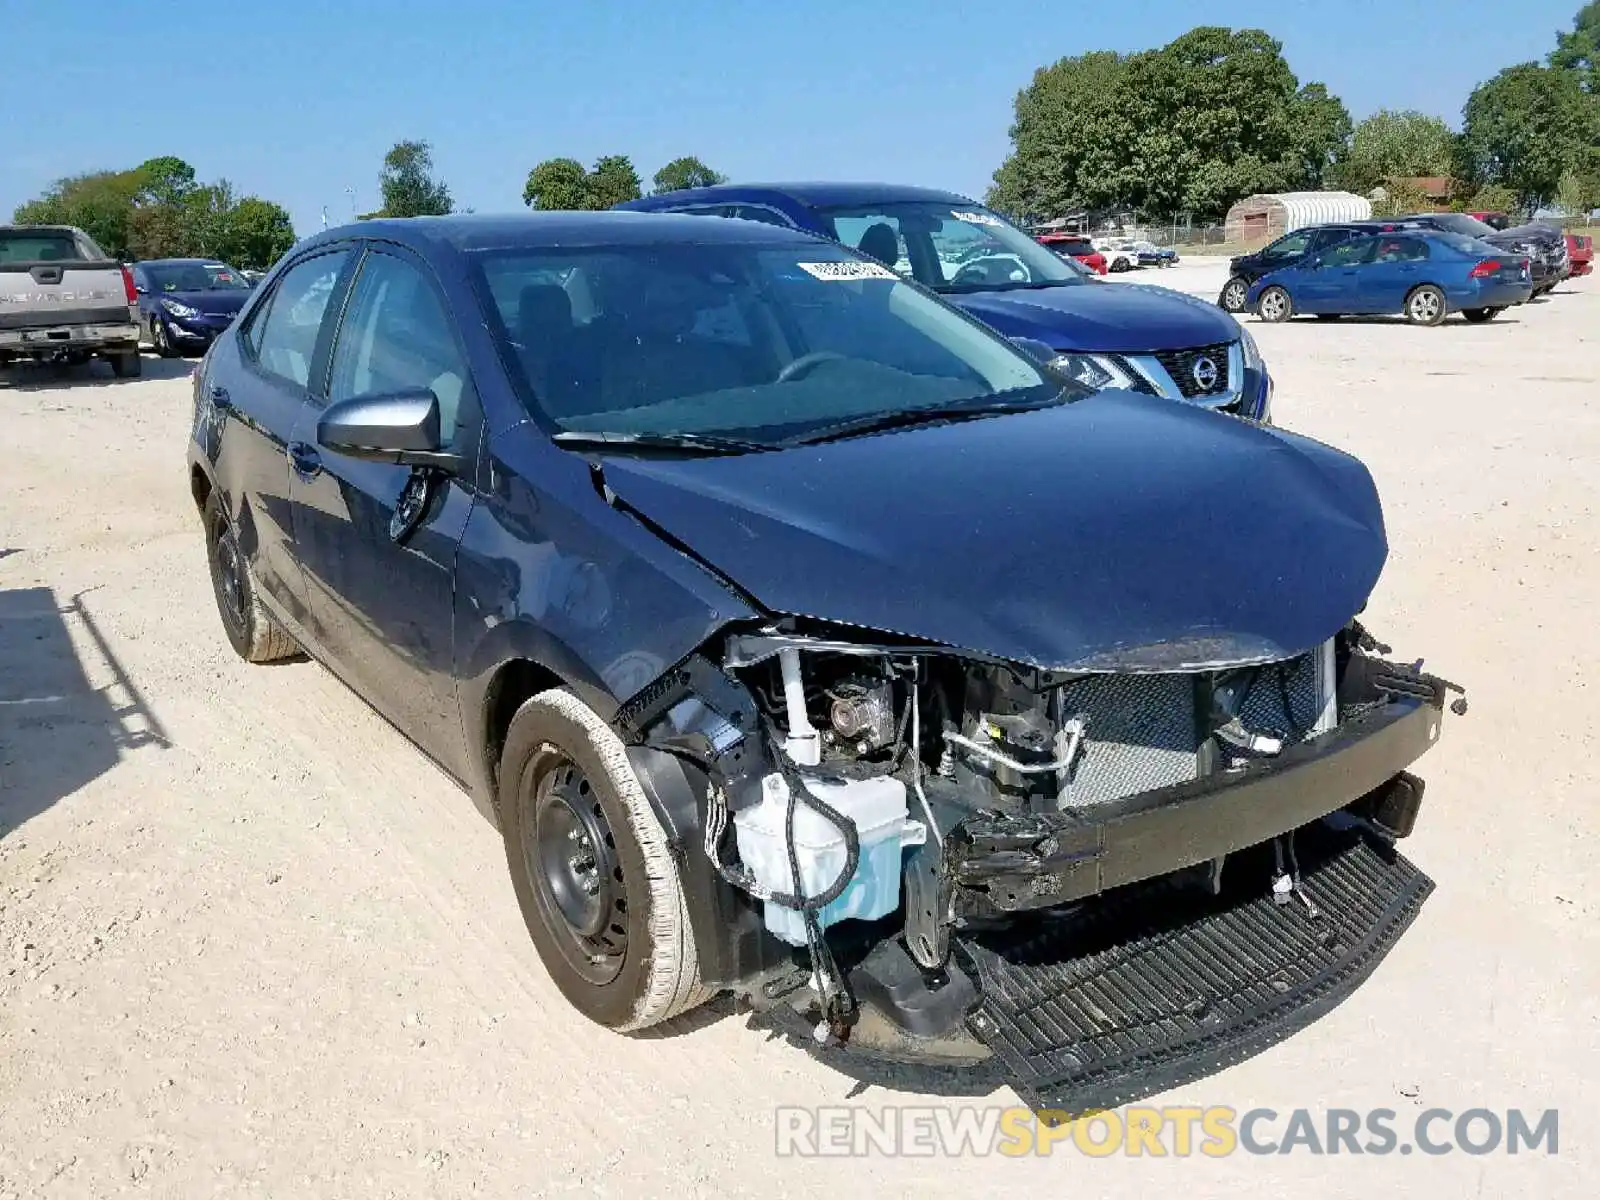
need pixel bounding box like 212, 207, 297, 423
950, 282, 1240, 353
598, 391, 1388, 671
161, 289, 249, 315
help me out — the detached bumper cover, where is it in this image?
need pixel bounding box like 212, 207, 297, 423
963, 824, 1432, 1112
948, 696, 1441, 916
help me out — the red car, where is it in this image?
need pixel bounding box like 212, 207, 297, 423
1036, 232, 1107, 275
1567, 232, 1593, 277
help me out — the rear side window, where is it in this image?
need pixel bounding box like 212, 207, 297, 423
1376, 238, 1428, 262
248, 251, 350, 387
0, 231, 84, 263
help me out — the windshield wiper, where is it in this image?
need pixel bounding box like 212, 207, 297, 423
777, 392, 1072, 448
551, 430, 775, 456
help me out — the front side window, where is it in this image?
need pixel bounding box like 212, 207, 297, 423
250, 251, 350, 387
325, 250, 474, 447
1265, 231, 1312, 259
1321, 238, 1377, 267
819, 202, 1082, 294
471, 241, 1067, 443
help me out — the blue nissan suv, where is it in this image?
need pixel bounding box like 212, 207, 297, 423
619, 183, 1272, 421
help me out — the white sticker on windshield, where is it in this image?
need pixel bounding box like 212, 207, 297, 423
796, 260, 898, 281
950, 210, 1004, 226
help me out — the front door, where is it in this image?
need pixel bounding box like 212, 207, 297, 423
286, 245, 483, 780
1300, 236, 1377, 313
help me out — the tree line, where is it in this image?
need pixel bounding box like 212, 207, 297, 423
12, 157, 296, 268
989, 6, 1600, 222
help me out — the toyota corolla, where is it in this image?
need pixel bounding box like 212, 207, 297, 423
187, 212, 1463, 1111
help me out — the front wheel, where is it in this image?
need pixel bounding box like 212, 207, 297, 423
1257, 286, 1293, 323
1462, 307, 1500, 323
498, 688, 712, 1031
1219, 277, 1250, 313
1405, 285, 1447, 326
151, 317, 177, 358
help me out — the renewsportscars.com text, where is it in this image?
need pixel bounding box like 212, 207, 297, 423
774, 1105, 1559, 1158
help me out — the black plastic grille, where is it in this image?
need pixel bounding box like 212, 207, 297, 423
1150, 342, 1232, 398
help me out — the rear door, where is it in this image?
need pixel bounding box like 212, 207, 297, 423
1363, 236, 1429, 312
285, 243, 482, 778
220, 246, 356, 632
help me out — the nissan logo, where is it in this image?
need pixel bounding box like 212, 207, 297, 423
1191, 356, 1220, 391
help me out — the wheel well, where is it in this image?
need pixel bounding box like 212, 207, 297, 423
190, 465, 212, 514
484, 659, 566, 790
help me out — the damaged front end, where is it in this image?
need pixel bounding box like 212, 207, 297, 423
615, 617, 1465, 1109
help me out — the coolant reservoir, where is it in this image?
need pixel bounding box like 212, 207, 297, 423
733, 773, 925, 946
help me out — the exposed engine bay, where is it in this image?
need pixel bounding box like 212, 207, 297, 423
615, 616, 1465, 1090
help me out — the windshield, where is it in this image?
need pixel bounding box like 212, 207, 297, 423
815, 201, 1083, 294
470, 241, 1070, 444
1432, 231, 1497, 256
146, 262, 250, 292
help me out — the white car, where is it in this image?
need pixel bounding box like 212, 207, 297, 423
1094, 238, 1139, 273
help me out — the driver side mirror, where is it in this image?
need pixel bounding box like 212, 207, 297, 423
317, 388, 462, 473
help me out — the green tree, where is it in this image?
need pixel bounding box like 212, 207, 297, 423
1551, 1, 1600, 92
522, 157, 591, 209
134, 156, 199, 207
1463, 181, 1521, 216
1330, 110, 1458, 194
377, 140, 454, 218
213, 197, 297, 268
651, 155, 728, 194
988, 28, 1351, 221
13, 169, 144, 257
587, 155, 642, 208
1462, 63, 1600, 209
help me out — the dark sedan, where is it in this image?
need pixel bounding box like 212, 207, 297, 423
186, 212, 1460, 1107
133, 258, 254, 356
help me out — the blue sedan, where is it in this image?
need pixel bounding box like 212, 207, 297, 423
1247, 230, 1532, 325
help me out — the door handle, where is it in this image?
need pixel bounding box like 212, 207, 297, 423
287, 442, 321, 477
208, 383, 231, 410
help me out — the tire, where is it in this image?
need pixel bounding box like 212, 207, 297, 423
151, 316, 177, 358
1404, 285, 1446, 326
1257, 285, 1293, 323
498, 688, 712, 1031
109, 350, 142, 378
203, 491, 300, 663
1462, 307, 1499, 323
1219, 277, 1250, 312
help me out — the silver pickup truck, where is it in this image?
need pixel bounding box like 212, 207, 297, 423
0, 225, 143, 377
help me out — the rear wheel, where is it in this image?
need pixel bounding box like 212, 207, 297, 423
1219, 277, 1250, 312
1462, 307, 1500, 323
204, 491, 300, 663
498, 688, 711, 1031
109, 350, 142, 378
1404, 285, 1446, 326
1257, 286, 1293, 323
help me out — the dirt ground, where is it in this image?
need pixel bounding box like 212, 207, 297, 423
3, 274, 1597, 1198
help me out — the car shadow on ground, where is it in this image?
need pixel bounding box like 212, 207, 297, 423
1263, 314, 1524, 328
0, 353, 195, 391
0, 585, 169, 842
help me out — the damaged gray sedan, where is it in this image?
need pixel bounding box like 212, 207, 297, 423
186, 212, 1465, 1110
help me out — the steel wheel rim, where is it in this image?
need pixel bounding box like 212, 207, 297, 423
1411, 290, 1440, 321
524, 751, 628, 986
214, 516, 248, 632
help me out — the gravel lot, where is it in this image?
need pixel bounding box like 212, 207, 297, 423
2, 273, 1597, 1198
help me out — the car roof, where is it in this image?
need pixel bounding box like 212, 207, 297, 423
629, 181, 976, 209
310, 210, 825, 253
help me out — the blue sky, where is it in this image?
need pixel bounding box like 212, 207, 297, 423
0, 0, 1578, 234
